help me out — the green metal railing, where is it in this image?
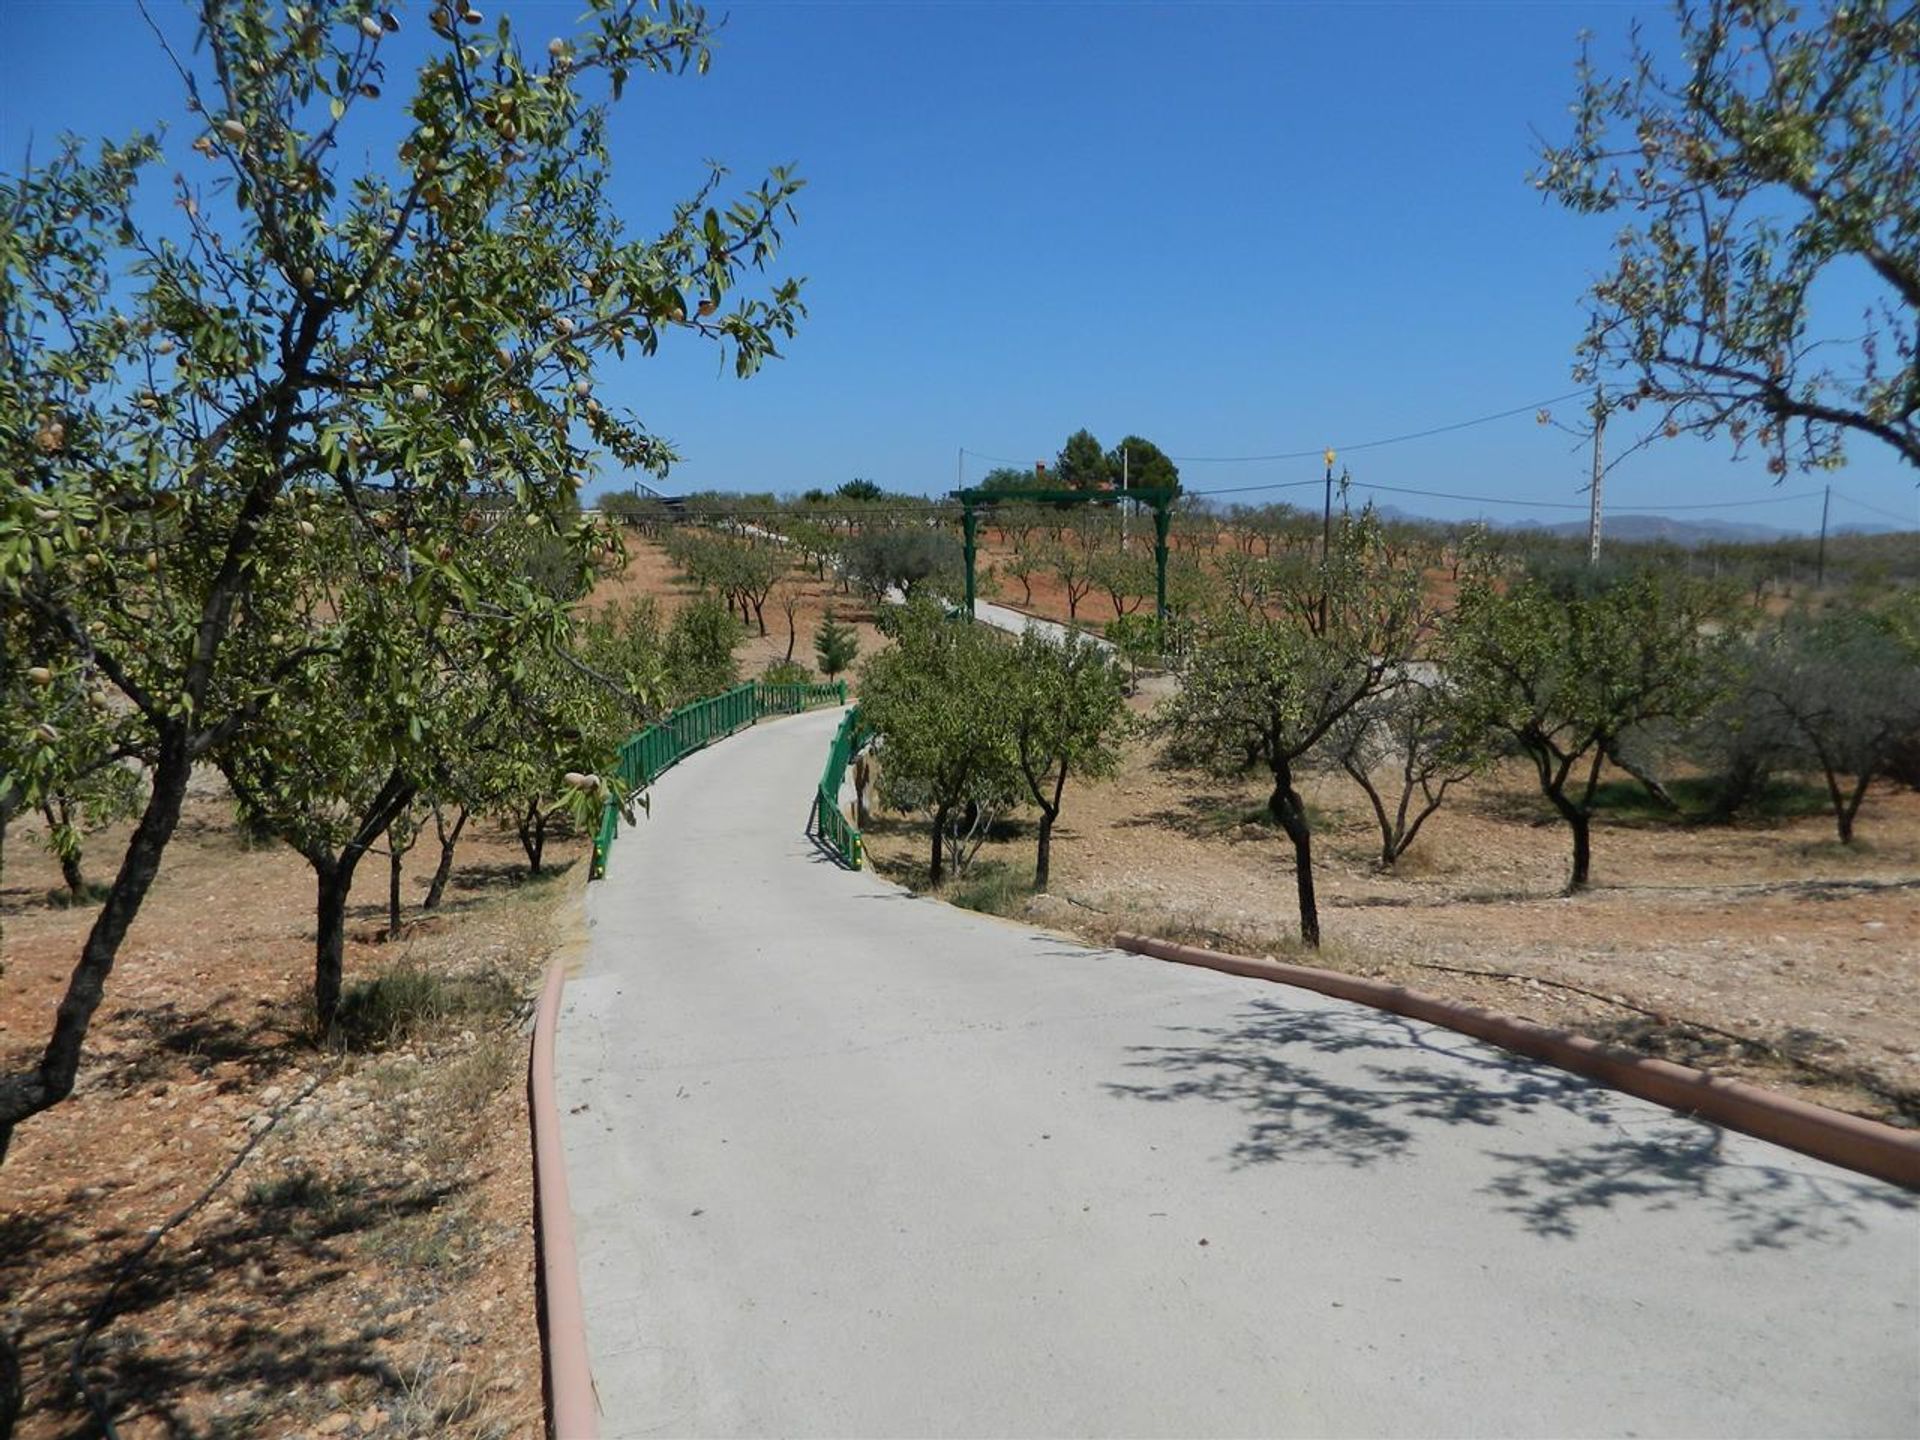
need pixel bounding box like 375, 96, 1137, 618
590, 679, 848, 879
815, 706, 868, 869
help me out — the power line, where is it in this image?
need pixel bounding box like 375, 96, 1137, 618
1185, 477, 1326, 499
1165, 391, 1589, 463
1338, 480, 1826, 514
961, 389, 1587, 475
1830, 488, 1917, 527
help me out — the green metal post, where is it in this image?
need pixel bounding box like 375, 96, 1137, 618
962, 501, 978, 620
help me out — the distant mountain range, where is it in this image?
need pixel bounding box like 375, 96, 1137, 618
1369, 504, 1906, 546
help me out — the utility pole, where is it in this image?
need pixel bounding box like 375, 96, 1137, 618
1319, 448, 1335, 634
1120, 445, 1130, 549
1816, 483, 1831, 589
1586, 389, 1606, 566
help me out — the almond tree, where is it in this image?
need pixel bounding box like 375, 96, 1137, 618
859, 600, 1019, 886
1007, 628, 1129, 890
0, 0, 803, 1159
1321, 674, 1485, 869
1536, 0, 1919, 473
1157, 514, 1423, 946
1446, 565, 1732, 889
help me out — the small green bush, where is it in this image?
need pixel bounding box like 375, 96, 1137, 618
944, 860, 1031, 918
761, 658, 814, 685
329, 963, 522, 1050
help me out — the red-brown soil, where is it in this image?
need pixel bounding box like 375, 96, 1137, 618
3, 795, 558, 1438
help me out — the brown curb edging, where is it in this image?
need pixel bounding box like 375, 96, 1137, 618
1113, 932, 1920, 1192
530, 953, 598, 1439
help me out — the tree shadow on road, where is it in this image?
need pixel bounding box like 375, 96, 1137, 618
1105, 998, 1914, 1250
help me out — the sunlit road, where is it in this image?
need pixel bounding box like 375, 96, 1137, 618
558, 705, 1918, 1439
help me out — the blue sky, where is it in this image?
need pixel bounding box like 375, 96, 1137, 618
3, 0, 1913, 534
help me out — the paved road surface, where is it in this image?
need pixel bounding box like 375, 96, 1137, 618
970, 597, 1113, 651
559, 706, 1918, 1438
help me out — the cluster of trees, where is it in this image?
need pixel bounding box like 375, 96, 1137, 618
1156, 510, 1920, 949
662, 529, 792, 640
858, 602, 1130, 890
977, 429, 1181, 495
1, 0, 802, 1159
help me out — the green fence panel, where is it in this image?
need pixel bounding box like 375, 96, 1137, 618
813, 704, 867, 870
591, 678, 849, 879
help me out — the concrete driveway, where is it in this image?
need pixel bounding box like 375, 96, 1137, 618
558, 706, 1918, 1439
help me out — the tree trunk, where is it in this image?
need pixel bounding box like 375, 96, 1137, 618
313, 859, 352, 1030
1034, 807, 1057, 891
785, 613, 797, 663
1268, 768, 1320, 947
0, 731, 192, 1163
518, 803, 548, 876
388, 841, 404, 940
42, 802, 87, 900
57, 847, 85, 900
424, 805, 468, 910
1570, 810, 1591, 887
1710, 753, 1767, 822
1341, 756, 1396, 868
929, 802, 948, 888
1604, 740, 1678, 812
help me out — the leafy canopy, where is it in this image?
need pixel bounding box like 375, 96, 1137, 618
1535, 0, 1920, 472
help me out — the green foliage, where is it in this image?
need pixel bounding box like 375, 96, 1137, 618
1090, 548, 1158, 616
1535, 0, 1919, 471
1055, 428, 1111, 489
1006, 629, 1130, 888
664, 529, 788, 634
663, 595, 743, 704
858, 599, 1020, 884
943, 859, 1030, 917
598, 490, 668, 530
0, 0, 805, 1146
1732, 604, 1920, 840
813, 609, 860, 678
1106, 435, 1181, 494
1447, 564, 1734, 886
329, 962, 522, 1051
1156, 513, 1424, 943
837, 478, 884, 502
978, 466, 1039, 494
842, 528, 962, 605
761, 657, 814, 685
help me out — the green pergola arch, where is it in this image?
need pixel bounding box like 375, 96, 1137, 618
952, 486, 1179, 621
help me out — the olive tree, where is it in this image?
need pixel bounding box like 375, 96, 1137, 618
0, 0, 803, 1158
1742, 606, 1920, 841
1536, 0, 1919, 473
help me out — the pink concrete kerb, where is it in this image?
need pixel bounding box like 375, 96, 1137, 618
531, 954, 598, 1438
